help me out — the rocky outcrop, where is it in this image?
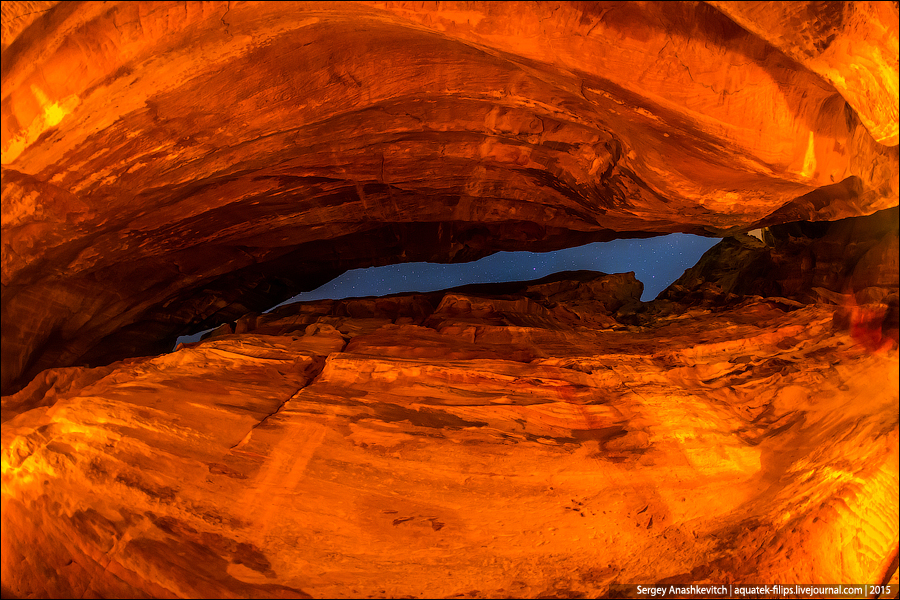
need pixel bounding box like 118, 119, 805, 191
648, 208, 900, 345
3, 257, 898, 598
2, 1, 899, 597
2, 1, 898, 394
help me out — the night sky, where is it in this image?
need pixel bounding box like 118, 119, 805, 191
272, 233, 719, 307
175, 233, 719, 347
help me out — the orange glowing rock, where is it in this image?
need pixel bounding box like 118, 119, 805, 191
1, 1, 898, 597
1, 0, 897, 394
3, 267, 898, 598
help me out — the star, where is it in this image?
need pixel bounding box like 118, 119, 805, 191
174, 234, 720, 349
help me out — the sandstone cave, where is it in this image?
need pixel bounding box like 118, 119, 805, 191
1, 2, 898, 598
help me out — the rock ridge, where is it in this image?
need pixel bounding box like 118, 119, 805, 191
3, 246, 898, 597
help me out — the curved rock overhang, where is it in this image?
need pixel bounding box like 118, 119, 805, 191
2, 0, 897, 394
1, 2, 899, 598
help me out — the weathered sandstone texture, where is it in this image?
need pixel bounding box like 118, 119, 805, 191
1, 1, 899, 598
2, 0, 898, 393
2, 255, 898, 598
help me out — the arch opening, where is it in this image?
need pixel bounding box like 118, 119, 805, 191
172, 233, 720, 348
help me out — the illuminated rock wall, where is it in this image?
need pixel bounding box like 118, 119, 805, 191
3, 263, 898, 597
2, 1, 898, 598
2, 0, 897, 393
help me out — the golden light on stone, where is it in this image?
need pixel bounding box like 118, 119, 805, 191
1, 1, 898, 598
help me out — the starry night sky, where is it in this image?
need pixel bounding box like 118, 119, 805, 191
274, 233, 719, 306
175, 233, 719, 347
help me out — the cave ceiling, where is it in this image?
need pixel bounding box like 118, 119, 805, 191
1, 0, 897, 394
1, 2, 899, 598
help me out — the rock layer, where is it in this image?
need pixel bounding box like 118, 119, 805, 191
2, 1, 899, 598
3, 264, 898, 598
2, 1, 898, 393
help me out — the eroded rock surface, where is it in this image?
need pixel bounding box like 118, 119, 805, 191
2, 0, 898, 393
2, 1, 899, 598
3, 265, 898, 598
